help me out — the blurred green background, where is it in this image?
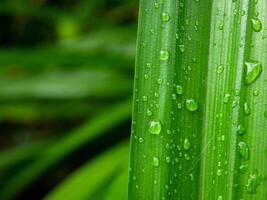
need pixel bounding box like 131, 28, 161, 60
0, 0, 138, 199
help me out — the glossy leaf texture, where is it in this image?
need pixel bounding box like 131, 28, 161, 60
129, 0, 267, 200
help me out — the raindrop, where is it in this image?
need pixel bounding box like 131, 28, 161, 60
184, 153, 191, 160
166, 156, 171, 163
138, 137, 144, 143
217, 169, 223, 176
238, 141, 249, 160
159, 50, 170, 61
251, 18, 262, 32
217, 195, 223, 200
244, 61, 262, 85
186, 99, 198, 112
149, 120, 162, 135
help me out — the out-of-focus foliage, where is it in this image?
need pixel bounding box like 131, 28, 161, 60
0, 0, 137, 199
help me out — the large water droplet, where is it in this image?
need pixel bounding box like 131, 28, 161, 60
244, 61, 262, 85
183, 138, 191, 150
186, 99, 198, 112
251, 18, 262, 32
238, 141, 249, 160
149, 120, 162, 135
159, 50, 169, 61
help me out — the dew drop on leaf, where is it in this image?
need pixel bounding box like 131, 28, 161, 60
176, 85, 183, 95
223, 93, 230, 104
243, 102, 251, 116
183, 138, 191, 150
246, 172, 261, 194
146, 109, 152, 117
186, 99, 198, 112
217, 195, 223, 200
251, 18, 262, 32
217, 64, 224, 74
238, 141, 249, 160
217, 169, 223, 176
153, 157, 159, 167
237, 124, 245, 135
244, 61, 262, 85
159, 50, 170, 61
149, 120, 162, 135
162, 12, 170, 22
239, 164, 248, 174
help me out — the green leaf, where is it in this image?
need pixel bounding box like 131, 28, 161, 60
129, 1, 267, 200
44, 142, 129, 200
0, 99, 132, 200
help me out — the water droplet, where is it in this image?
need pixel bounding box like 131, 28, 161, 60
176, 85, 183, 95
244, 61, 262, 85
183, 138, 191, 150
139, 137, 144, 143
153, 157, 159, 167
217, 169, 223, 176
217, 195, 223, 200
162, 12, 170, 22
159, 50, 169, 61
186, 99, 198, 112
223, 93, 230, 104
142, 96, 148, 102
251, 18, 262, 32
243, 102, 251, 116
165, 156, 171, 163
149, 120, 162, 135
218, 22, 224, 30
237, 124, 245, 135
253, 89, 259, 96
238, 141, 249, 160
147, 109, 152, 117
246, 172, 261, 194
189, 173, 194, 182
217, 64, 224, 74
239, 164, 248, 174
184, 153, 191, 160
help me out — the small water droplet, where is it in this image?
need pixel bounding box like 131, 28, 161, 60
253, 89, 259, 96
246, 172, 261, 194
244, 61, 262, 85
243, 102, 251, 116
184, 153, 191, 160
223, 93, 230, 104
149, 120, 162, 135
237, 124, 245, 135
239, 164, 248, 174
217, 64, 224, 74
251, 18, 262, 32
153, 157, 159, 167
217, 169, 223, 176
183, 138, 191, 150
147, 109, 152, 117
186, 99, 198, 112
217, 195, 223, 200
159, 50, 169, 61
176, 85, 183, 95
138, 137, 144, 143
142, 96, 148, 102
162, 12, 170, 22
165, 156, 171, 163
238, 141, 249, 160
